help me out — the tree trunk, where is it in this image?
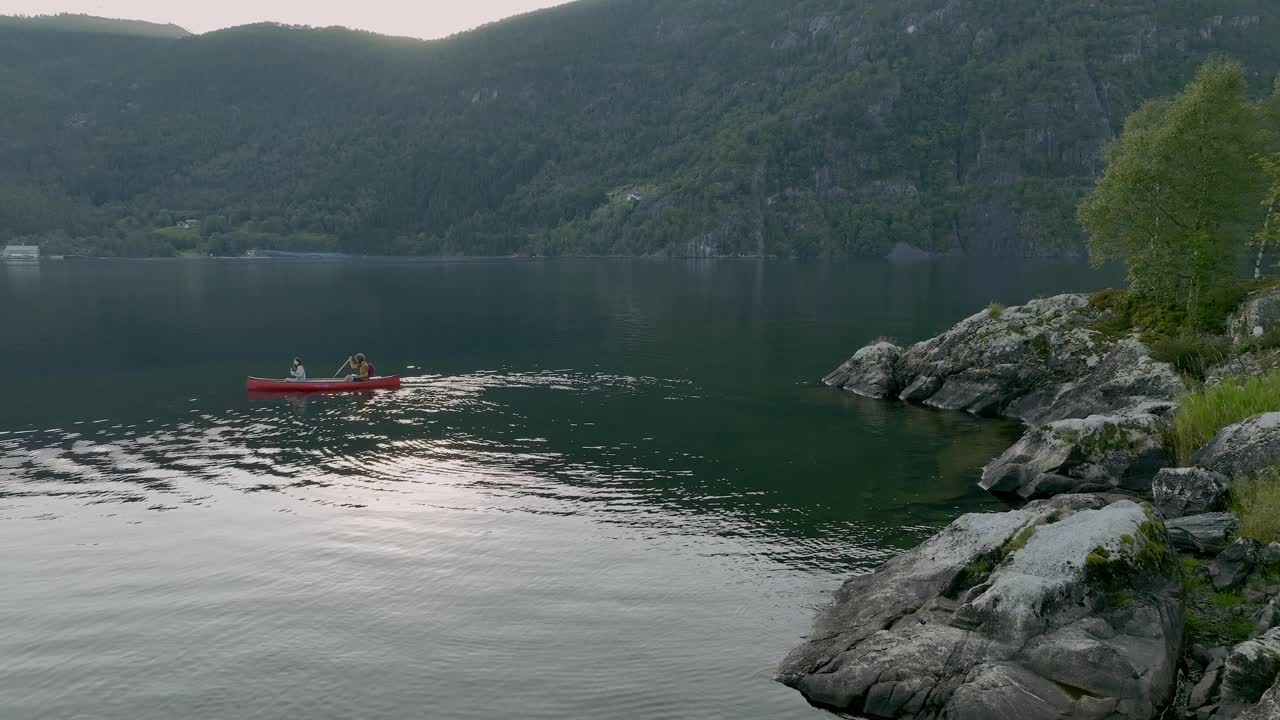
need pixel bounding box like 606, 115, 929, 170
1258, 199, 1276, 281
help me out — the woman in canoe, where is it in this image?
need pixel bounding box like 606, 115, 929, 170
289, 357, 307, 381
344, 353, 377, 382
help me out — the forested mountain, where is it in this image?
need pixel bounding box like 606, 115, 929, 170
1, 2, 1278, 258
0, 13, 190, 38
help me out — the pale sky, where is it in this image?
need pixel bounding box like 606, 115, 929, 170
0, 0, 575, 39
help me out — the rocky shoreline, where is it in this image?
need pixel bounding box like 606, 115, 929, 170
783, 288, 1280, 720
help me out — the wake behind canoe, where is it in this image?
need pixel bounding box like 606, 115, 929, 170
245, 376, 403, 393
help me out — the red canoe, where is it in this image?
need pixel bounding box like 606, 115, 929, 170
245, 376, 403, 393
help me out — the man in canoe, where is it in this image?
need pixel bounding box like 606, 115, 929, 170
344, 353, 377, 382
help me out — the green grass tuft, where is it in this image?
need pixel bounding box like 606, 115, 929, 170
1182, 545, 1266, 647
1226, 617, 1256, 642
987, 302, 1006, 319
1184, 569, 1205, 592
1184, 602, 1258, 645
1182, 552, 1207, 591
1214, 591, 1246, 609
946, 553, 1001, 599
1108, 590, 1135, 608
1002, 525, 1038, 557
1086, 545, 1111, 561
1229, 467, 1280, 544
963, 559, 993, 578
1170, 371, 1280, 465
1084, 546, 1113, 577
1184, 609, 1204, 638
1149, 334, 1230, 380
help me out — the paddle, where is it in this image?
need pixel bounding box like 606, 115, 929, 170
332, 357, 351, 379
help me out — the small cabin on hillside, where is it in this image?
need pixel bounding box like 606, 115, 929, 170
1, 245, 39, 260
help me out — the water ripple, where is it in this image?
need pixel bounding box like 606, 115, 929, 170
1, 370, 920, 575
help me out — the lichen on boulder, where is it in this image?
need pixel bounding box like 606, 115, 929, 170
1211, 539, 1264, 592
1008, 337, 1184, 425
1192, 412, 1280, 480
777, 497, 1183, 720
1218, 627, 1280, 717
1152, 467, 1230, 519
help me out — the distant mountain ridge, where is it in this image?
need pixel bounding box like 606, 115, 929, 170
0, 2, 1277, 258
0, 13, 190, 38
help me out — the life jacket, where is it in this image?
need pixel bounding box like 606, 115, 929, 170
366, 361, 377, 377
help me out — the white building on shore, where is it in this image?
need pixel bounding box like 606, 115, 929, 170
1, 245, 39, 261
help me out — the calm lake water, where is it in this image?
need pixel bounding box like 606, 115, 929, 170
0, 259, 1115, 719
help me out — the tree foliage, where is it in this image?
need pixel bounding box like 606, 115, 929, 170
1080, 57, 1266, 324
2, 4, 1279, 257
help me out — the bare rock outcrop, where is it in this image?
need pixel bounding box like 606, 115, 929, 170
822, 341, 903, 399
826, 294, 1183, 424
777, 497, 1183, 720
1166, 513, 1240, 555
1229, 284, 1280, 345
980, 413, 1169, 500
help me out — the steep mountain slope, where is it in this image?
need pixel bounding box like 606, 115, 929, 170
0, 1, 1276, 257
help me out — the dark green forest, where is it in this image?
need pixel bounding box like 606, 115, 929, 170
1, 2, 1278, 258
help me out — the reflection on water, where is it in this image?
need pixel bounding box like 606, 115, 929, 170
0, 367, 1019, 720
0, 259, 1116, 720
2, 260, 40, 296
0, 369, 1015, 565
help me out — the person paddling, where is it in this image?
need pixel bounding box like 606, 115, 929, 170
289, 357, 307, 381
344, 353, 376, 382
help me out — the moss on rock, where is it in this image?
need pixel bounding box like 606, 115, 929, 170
1083, 512, 1176, 611
1181, 549, 1271, 647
